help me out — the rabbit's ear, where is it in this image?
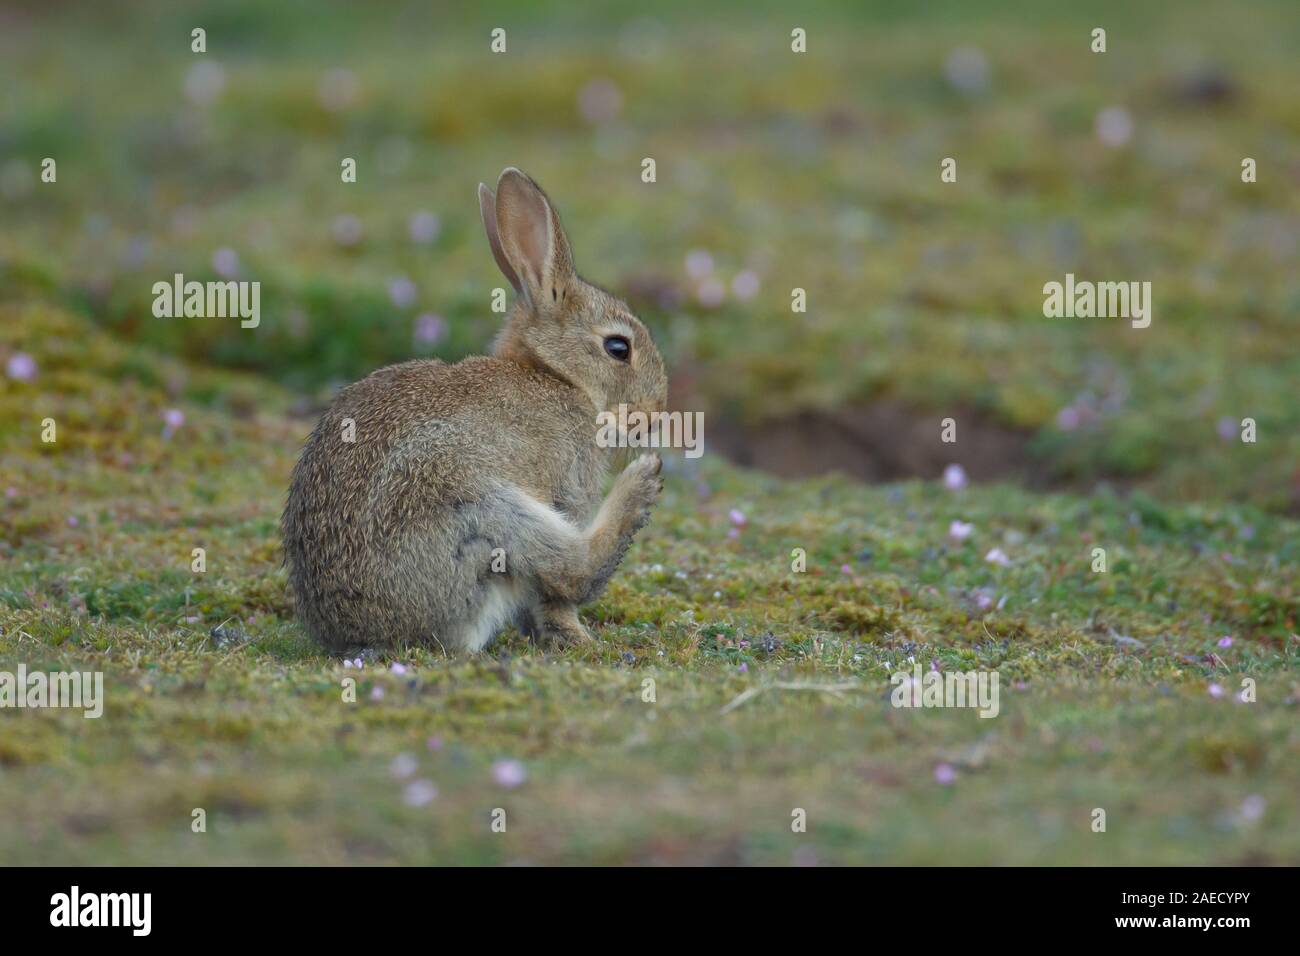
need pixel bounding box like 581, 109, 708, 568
479, 182, 522, 297
493, 167, 574, 309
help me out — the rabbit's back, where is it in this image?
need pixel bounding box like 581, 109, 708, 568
282, 356, 608, 650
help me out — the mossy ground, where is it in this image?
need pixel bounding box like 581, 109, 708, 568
2, 303, 1296, 864
1, 1, 1297, 864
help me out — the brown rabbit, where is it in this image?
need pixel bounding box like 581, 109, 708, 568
281, 168, 667, 654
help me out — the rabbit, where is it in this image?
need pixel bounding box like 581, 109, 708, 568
281, 168, 668, 655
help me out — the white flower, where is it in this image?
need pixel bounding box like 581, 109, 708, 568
685, 249, 714, 279
731, 270, 760, 301
403, 780, 438, 807
389, 754, 418, 779
944, 47, 989, 95
1095, 106, 1134, 147
184, 61, 225, 106
332, 214, 363, 246
984, 548, 1011, 567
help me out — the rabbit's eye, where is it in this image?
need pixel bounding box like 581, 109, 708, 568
603, 335, 631, 362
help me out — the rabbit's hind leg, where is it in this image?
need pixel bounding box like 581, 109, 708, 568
536, 601, 592, 647
511, 598, 589, 647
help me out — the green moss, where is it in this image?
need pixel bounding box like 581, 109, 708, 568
1, 302, 1296, 863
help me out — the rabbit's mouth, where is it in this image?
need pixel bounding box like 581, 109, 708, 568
615, 401, 668, 440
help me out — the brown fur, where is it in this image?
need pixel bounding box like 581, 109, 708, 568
281, 168, 667, 654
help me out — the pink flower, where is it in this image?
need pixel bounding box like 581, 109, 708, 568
577, 78, 623, 125
840, 564, 852, 575
426, 735, 444, 752
5, 352, 37, 382
1239, 794, 1266, 822
388, 276, 417, 309
943, 464, 967, 491
390, 662, 408, 675
728, 509, 747, 527
492, 759, 527, 788
370, 685, 385, 700
696, 278, 726, 308
408, 211, 441, 245
67, 515, 79, 527
685, 249, 714, 279
212, 247, 240, 278
1217, 636, 1233, 648
1208, 683, 1224, 698
738, 663, 748, 673
317, 68, 359, 112
934, 763, 957, 785
413, 313, 447, 347
948, 520, 973, 541
332, 214, 363, 246
792, 846, 819, 867
5, 486, 17, 498
1095, 106, 1134, 148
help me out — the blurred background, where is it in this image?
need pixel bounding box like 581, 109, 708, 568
3, 0, 1297, 510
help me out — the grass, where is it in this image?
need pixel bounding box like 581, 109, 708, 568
1, 0, 1297, 864
2, 302, 1296, 864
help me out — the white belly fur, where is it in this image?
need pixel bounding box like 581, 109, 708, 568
459, 576, 528, 652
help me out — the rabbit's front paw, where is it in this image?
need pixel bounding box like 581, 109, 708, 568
619, 453, 664, 533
